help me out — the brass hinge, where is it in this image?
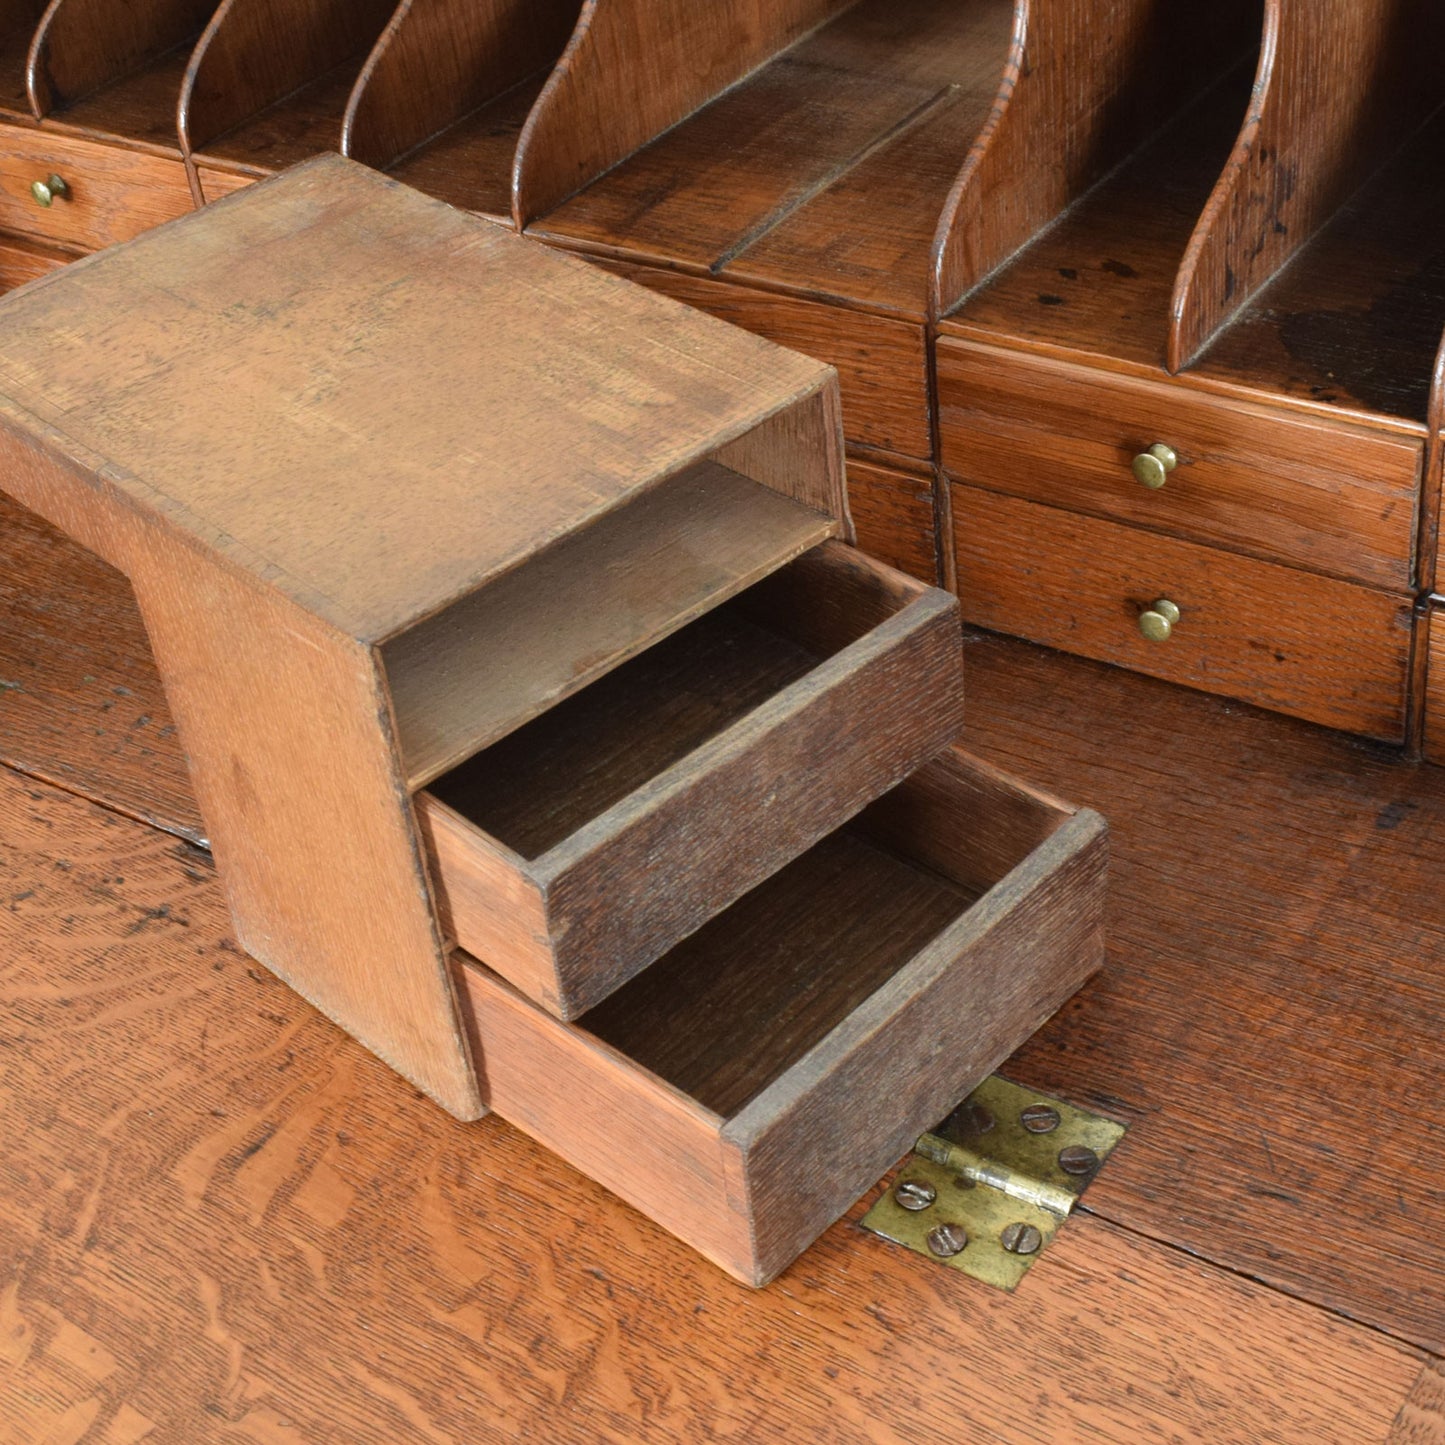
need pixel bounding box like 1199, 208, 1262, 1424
860, 1074, 1126, 1290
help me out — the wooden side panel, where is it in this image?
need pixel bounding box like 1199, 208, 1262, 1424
513, 0, 851, 226
845, 453, 937, 584
727, 807, 1107, 1284
1424, 605, 1445, 766
936, 338, 1423, 590
576, 254, 932, 458
455, 959, 751, 1277
933, 0, 1259, 315
1171, 0, 1445, 371
539, 581, 965, 1017
28, 0, 214, 112
343, 0, 583, 171
952, 484, 1415, 741
179, 0, 398, 153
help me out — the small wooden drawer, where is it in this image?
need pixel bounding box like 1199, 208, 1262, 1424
0, 126, 194, 251
1425, 601, 1445, 766
953, 484, 1414, 741
456, 745, 1107, 1285
419, 541, 964, 1019
937, 339, 1422, 590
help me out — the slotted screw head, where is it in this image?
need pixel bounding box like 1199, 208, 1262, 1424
1058, 1144, 1100, 1177
927, 1223, 968, 1258
1000, 1222, 1043, 1256
1020, 1103, 1061, 1134
894, 1178, 937, 1212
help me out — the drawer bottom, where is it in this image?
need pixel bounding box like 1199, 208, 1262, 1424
952, 485, 1414, 742
455, 745, 1106, 1285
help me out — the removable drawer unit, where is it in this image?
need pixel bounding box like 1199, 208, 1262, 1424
0, 125, 193, 250
419, 541, 963, 1018
953, 485, 1414, 742
458, 745, 1107, 1286
937, 338, 1422, 591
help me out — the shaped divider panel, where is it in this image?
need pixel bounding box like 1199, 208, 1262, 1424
933, 0, 1260, 320
1170, 0, 1445, 374
0, 0, 44, 116
27, 0, 217, 150
179, 0, 397, 179
341, 0, 582, 224
535, 0, 1016, 324
514, 0, 851, 227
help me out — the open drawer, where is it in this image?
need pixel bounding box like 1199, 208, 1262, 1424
455, 745, 1107, 1285
418, 541, 964, 1019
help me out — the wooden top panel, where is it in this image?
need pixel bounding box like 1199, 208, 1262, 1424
0, 154, 831, 640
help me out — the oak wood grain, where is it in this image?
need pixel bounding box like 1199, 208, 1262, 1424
576, 254, 932, 458
384, 462, 836, 790
952, 483, 1415, 741
1172, 0, 1445, 372
0, 120, 194, 250
422, 542, 963, 1018
513, 0, 850, 227
937, 336, 1422, 590
845, 452, 938, 583
12, 518, 1445, 1357
1391, 1365, 1445, 1443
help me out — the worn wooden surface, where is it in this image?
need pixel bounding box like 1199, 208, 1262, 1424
1, 741, 1437, 1438
1172, 0, 1445, 372
937, 336, 1423, 590
423, 543, 962, 1018
952, 483, 1415, 741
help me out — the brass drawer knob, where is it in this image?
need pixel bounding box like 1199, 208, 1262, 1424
1138, 598, 1180, 642
30, 174, 69, 208
1131, 442, 1177, 489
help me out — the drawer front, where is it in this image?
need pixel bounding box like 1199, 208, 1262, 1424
952, 484, 1414, 741
1426, 604, 1445, 766
580, 255, 932, 460
195, 163, 259, 205
845, 454, 938, 584
0, 127, 194, 250
0, 232, 71, 292
937, 338, 1422, 591
455, 746, 1108, 1285
421, 543, 966, 1019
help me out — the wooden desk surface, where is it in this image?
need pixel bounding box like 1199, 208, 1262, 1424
3, 504, 1445, 1441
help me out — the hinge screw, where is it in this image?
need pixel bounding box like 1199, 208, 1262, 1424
926, 1223, 968, 1258
894, 1179, 937, 1212
1020, 1104, 1061, 1134
1058, 1145, 1100, 1177
1000, 1222, 1043, 1256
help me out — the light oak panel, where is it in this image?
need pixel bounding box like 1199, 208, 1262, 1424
952, 484, 1414, 741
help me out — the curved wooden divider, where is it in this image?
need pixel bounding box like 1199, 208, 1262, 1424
1169, 0, 1445, 374
512, 0, 849, 229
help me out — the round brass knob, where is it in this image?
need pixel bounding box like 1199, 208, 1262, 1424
1131, 442, 1178, 489
1138, 598, 1180, 642
30, 174, 69, 208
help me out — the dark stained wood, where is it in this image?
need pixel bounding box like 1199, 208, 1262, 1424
513, 0, 850, 227
3, 763, 1425, 1441
944, 63, 1255, 370
937, 336, 1423, 590
421, 543, 964, 1018
27, 0, 214, 143
582, 254, 933, 459
1190, 103, 1445, 428
341, 0, 582, 223
933, 0, 1260, 317
0, 0, 43, 116
952, 482, 1415, 741
1172, 0, 1445, 373
179, 0, 396, 171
